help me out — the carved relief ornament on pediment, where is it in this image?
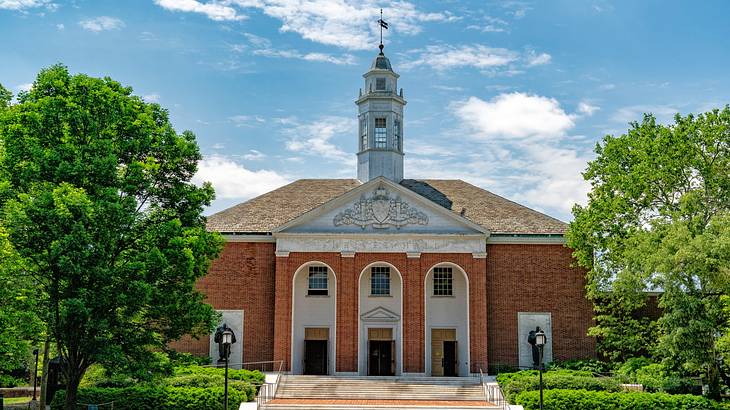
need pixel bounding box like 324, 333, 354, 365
333, 187, 429, 230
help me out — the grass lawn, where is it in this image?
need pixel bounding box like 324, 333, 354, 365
4, 396, 32, 404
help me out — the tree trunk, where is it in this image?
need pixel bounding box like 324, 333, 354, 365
63, 367, 83, 410
707, 363, 721, 401
39, 337, 51, 409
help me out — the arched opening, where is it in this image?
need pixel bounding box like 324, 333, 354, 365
291, 261, 337, 375
424, 262, 470, 377
358, 262, 403, 376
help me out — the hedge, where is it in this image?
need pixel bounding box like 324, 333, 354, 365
51, 386, 249, 410
173, 365, 265, 386
514, 389, 724, 410
497, 370, 621, 402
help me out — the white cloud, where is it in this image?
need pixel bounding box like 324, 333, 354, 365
453, 93, 574, 140
449, 92, 592, 218
466, 16, 509, 33
612, 104, 679, 124
154, 0, 244, 21
16, 83, 32, 92
0, 0, 54, 10
252, 48, 355, 65
577, 101, 599, 116
79, 16, 125, 32
229, 114, 265, 127
512, 144, 592, 216
56, 23, 64, 30
402, 44, 519, 72
142, 93, 160, 102
283, 115, 354, 164
243, 149, 266, 160
193, 154, 288, 199
153, 0, 458, 50
526, 50, 551, 66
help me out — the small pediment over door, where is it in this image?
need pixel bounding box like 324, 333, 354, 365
361, 306, 400, 322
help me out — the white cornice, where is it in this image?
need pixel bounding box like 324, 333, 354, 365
487, 235, 565, 245
222, 234, 275, 243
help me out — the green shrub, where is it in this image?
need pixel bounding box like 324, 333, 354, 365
615, 357, 655, 382
0, 374, 26, 387
547, 359, 612, 374
51, 386, 250, 410
498, 370, 621, 402
615, 358, 697, 394
514, 389, 724, 410
164, 373, 255, 399
167, 351, 211, 367
173, 365, 264, 386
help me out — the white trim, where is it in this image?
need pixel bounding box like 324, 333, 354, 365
487, 235, 564, 245
406, 252, 421, 258
358, 261, 404, 376
424, 262, 470, 377
341, 251, 356, 258
291, 261, 337, 376
472, 252, 487, 259
275, 250, 290, 257
273, 176, 490, 235
221, 234, 275, 243
276, 234, 486, 254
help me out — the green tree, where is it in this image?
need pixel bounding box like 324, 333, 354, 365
0, 65, 223, 409
567, 108, 730, 399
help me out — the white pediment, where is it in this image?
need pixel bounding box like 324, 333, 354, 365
361, 306, 400, 322
274, 177, 488, 236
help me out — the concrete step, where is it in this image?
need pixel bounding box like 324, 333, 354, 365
273, 375, 488, 402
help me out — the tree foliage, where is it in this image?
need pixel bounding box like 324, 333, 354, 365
0, 65, 223, 409
567, 108, 730, 398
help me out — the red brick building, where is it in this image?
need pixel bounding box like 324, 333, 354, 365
173, 48, 595, 376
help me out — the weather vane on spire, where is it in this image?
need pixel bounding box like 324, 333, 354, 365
378, 8, 389, 54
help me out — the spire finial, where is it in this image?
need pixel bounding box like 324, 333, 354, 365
377, 8, 388, 55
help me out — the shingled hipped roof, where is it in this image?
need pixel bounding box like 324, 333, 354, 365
206, 178, 567, 235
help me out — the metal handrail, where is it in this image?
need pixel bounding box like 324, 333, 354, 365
255, 360, 284, 407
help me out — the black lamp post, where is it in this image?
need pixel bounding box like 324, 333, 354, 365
32, 348, 40, 402
535, 329, 547, 410
222, 328, 233, 410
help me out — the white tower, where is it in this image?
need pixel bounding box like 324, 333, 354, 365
356, 44, 406, 182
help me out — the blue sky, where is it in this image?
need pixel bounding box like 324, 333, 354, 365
2, 0, 729, 221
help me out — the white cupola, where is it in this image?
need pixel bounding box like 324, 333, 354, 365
356, 44, 406, 182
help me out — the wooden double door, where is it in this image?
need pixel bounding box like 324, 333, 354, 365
368, 328, 395, 376
431, 329, 458, 377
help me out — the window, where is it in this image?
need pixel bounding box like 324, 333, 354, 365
374, 118, 387, 148
370, 266, 390, 295
376, 77, 386, 91
433, 267, 453, 296
393, 120, 400, 150
360, 117, 368, 150
308, 266, 328, 296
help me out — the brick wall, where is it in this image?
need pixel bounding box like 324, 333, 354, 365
486, 244, 595, 367
174, 242, 595, 372
169, 242, 276, 364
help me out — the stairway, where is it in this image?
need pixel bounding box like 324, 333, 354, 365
261, 375, 501, 409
